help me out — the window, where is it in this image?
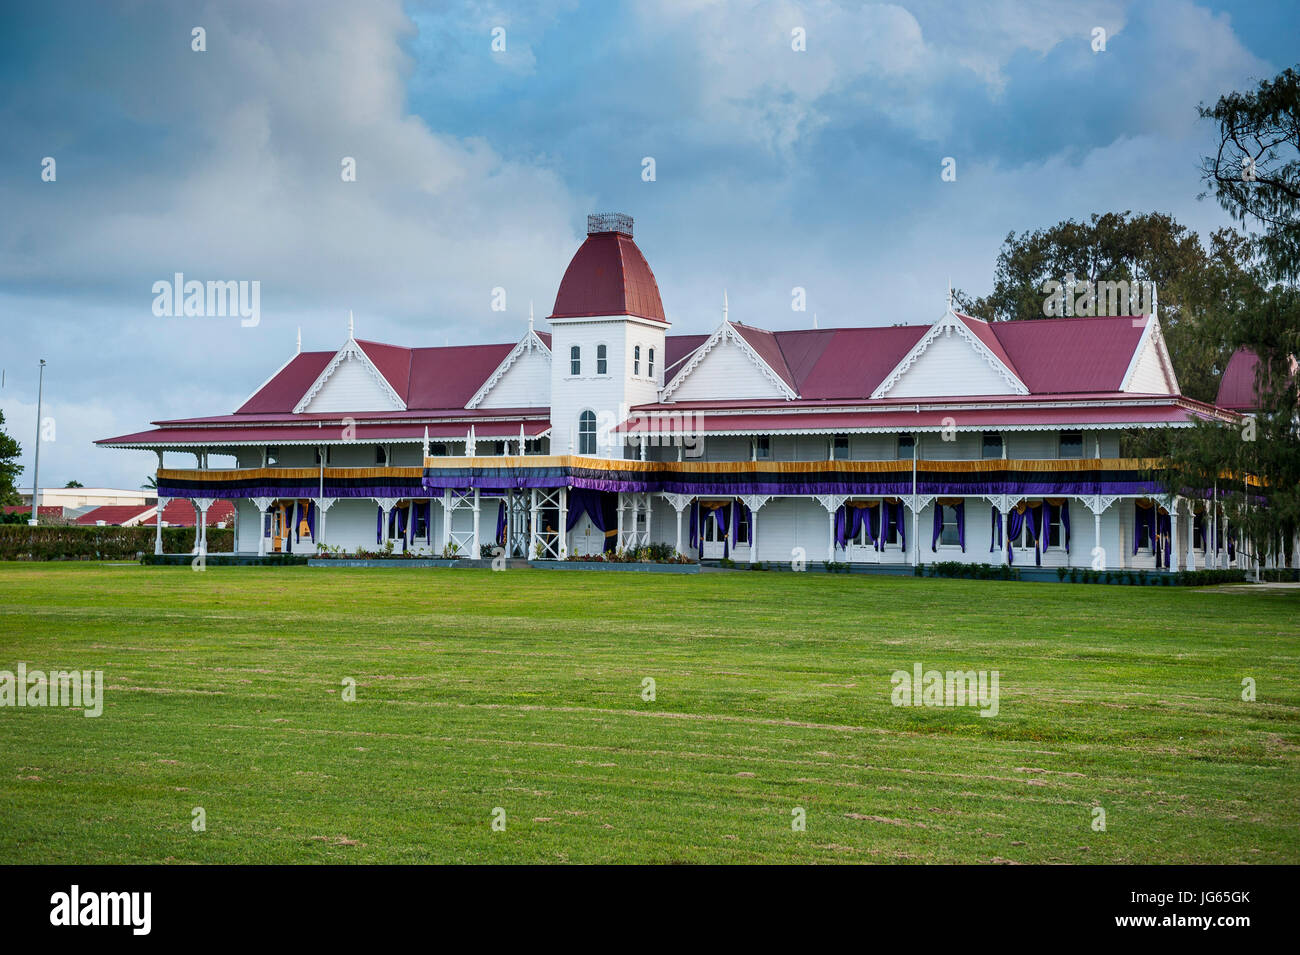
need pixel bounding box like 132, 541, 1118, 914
578, 410, 597, 455
1047, 504, 1062, 548
375, 445, 387, 465
266, 447, 279, 466
833, 435, 850, 460
982, 432, 1003, 459
487, 441, 505, 455
430, 442, 448, 456
596, 344, 607, 375
736, 508, 750, 544
1059, 430, 1083, 458
570, 345, 581, 376
940, 506, 960, 546
896, 433, 915, 460
753, 436, 771, 460
648, 347, 655, 378
633, 345, 641, 376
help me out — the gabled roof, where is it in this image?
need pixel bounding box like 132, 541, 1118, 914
142, 500, 236, 527
237, 352, 333, 413
995, 314, 1149, 394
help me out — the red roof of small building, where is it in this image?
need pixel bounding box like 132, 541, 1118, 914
141, 499, 235, 527
76, 504, 154, 526
3, 505, 64, 518
550, 231, 667, 323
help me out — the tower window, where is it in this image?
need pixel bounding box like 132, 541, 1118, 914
648, 347, 655, 378
982, 432, 1003, 459
596, 344, 607, 375
578, 410, 597, 455
896, 434, 915, 460
570, 345, 581, 376
633, 345, 641, 376
754, 436, 771, 460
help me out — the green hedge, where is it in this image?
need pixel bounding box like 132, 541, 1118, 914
0, 524, 233, 561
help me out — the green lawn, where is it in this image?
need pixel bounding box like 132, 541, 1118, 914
0, 562, 1297, 864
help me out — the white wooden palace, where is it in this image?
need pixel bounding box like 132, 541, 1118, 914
100, 213, 1267, 572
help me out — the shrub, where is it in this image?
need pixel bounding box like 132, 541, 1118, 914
0, 524, 232, 561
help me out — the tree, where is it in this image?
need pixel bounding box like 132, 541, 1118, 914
0, 411, 22, 508
1158, 66, 1300, 575
65, 480, 84, 488
956, 212, 1258, 403
142, 475, 157, 490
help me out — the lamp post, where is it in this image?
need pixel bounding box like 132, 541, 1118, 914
30, 359, 46, 526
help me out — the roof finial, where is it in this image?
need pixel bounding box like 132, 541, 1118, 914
813, 313, 818, 329
947, 278, 954, 312
528, 300, 534, 332
723, 289, 729, 324
348, 310, 354, 339
296, 326, 302, 354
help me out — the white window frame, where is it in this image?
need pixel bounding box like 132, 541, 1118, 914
596, 343, 608, 376
578, 410, 597, 455
570, 345, 581, 376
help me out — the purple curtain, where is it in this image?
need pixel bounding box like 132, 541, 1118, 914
715, 503, 731, 558
496, 500, 507, 546
295, 501, 315, 542
990, 506, 1001, 553
1006, 507, 1024, 565
689, 502, 699, 549
931, 505, 943, 552
879, 500, 905, 551
1022, 504, 1046, 566
376, 506, 383, 544
956, 501, 965, 552
835, 505, 848, 549
863, 506, 876, 546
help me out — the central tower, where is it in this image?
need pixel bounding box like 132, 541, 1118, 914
548, 213, 668, 457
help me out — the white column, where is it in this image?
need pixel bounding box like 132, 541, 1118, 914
192, 501, 203, 554
558, 488, 569, 558
441, 490, 451, 554
644, 494, 652, 548
826, 506, 836, 562
749, 507, 759, 565
674, 505, 683, 554
616, 493, 624, 551
1169, 499, 1180, 572
529, 489, 539, 559
471, 489, 481, 557
1094, 511, 1101, 566
154, 497, 168, 555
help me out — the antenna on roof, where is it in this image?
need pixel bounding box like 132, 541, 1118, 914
348, 310, 354, 339
813, 313, 818, 329
296, 327, 302, 354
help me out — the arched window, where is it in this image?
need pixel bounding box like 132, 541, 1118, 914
633, 345, 641, 376
570, 345, 581, 376
648, 347, 655, 378
578, 410, 597, 455
596, 343, 608, 375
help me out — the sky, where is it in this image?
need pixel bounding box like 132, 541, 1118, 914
0, 0, 1295, 490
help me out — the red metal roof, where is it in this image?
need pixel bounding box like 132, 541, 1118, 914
619, 400, 1222, 433
731, 324, 798, 392
1216, 348, 1260, 411
237, 352, 333, 413
142, 499, 236, 527
3, 505, 64, 518
98, 420, 551, 447
790, 326, 927, 399
550, 231, 667, 323
75, 504, 154, 526
991, 315, 1148, 394
957, 314, 1021, 379
665, 334, 708, 372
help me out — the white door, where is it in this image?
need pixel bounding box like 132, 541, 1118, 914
846, 510, 881, 563
571, 513, 603, 557
701, 513, 725, 559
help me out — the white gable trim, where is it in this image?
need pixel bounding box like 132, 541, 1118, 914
872, 311, 1028, 399
1119, 315, 1180, 394
661, 321, 798, 401
293, 339, 406, 414
465, 329, 552, 409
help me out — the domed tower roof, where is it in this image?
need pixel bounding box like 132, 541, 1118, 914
549, 213, 667, 324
